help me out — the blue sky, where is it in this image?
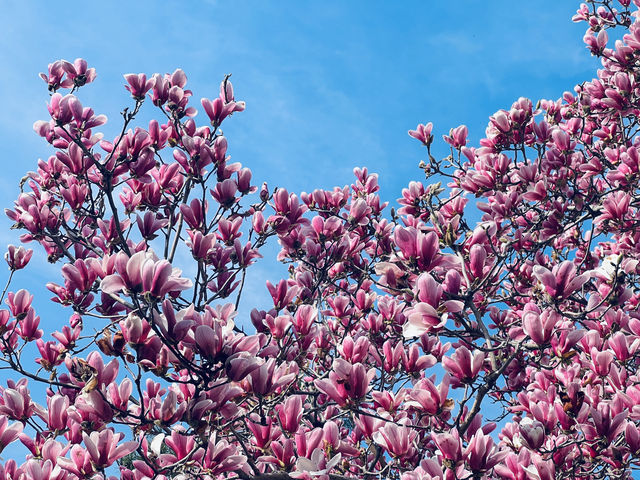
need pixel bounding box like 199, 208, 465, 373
0, 0, 610, 467
0, 0, 599, 309
1, 1, 595, 196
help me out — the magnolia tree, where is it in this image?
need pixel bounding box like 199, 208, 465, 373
3, 1, 640, 479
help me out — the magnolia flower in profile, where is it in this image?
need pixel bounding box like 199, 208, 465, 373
64, 58, 96, 87
403, 273, 463, 338
518, 417, 545, 450
124, 73, 155, 100
431, 430, 462, 463
408, 122, 434, 146
532, 260, 590, 299
201, 78, 245, 127
442, 346, 485, 384
443, 125, 468, 148
4, 245, 33, 271
87, 430, 137, 467
315, 359, 375, 406
465, 428, 508, 474
523, 309, 559, 346
373, 422, 416, 459
101, 250, 192, 299
0, 416, 22, 454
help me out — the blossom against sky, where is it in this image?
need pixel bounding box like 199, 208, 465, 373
0, 0, 614, 467
1, 1, 596, 199
0, 0, 599, 318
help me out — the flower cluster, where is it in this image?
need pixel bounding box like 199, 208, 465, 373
2, 1, 640, 479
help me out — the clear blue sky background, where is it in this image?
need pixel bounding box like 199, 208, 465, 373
0, 0, 604, 463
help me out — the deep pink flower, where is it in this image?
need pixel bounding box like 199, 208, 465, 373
201, 78, 245, 127
82, 429, 137, 468
276, 395, 304, 433
46, 394, 69, 431
39, 60, 74, 91
407, 375, 451, 415
532, 261, 590, 299
408, 122, 434, 146
101, 250, 192, 299
432, 431, 462, 462
442, 346, 485, 385
523, 309, 559, 346
124, 73, 155, 99
4, 245, 33, 271
403, 273, 463, 338
443, 125, 468, 148
201, 432, 247, 474
0, 416, 22, 453
315, 359, 375, 406
596, 190, 632, 227
465, 429, 508, 473
63, 58, 96, 87
373, 422, 416, 459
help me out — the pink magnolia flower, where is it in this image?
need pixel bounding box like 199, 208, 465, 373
401, 459, 444, 480
226, 351, 263, 381
295, 449, 343, 480
63, 58, 96, 87
394, 227, 440, 270
432, 431, 463, 463
596, 190, 632, 227
124, 73, 155, 99
46, 394, 69, 431
347, 198, 372, 226
101, 250, 192, 299
248, 358, 297, 396
58, 429, 138, 477
17, 459, 62, 480
373, 422, 416, 459
211, 178, 239, 208
608, 331, 639, 361
518, 417, 545, 450
315, 359, 375, 406
35, 339, 64, 370
443, 125, 468, 148
107, 379, 133, 412
276, 395, 304, 433
4, 245, 33, 271
490, 110, 511, 133
465, 429, 508, 473
626, 423, 640, 453
408, 122, 434, 146
136, 211, 169, 240
442, 346, 485, 385
523, 308, 559, 346
589, 403, 627, 443
201, 78, 245, 127
17, 309, 42, 341
195, 323, 225, 360
0, 416, 22, 454
590, 347, 614, 376
407, 375, 451, 415
40, 60, 74, 91
6, 289, 33, 319
403, 273, 464, 338
532, 261, 590, 299
82, 429, 137, 468
201, 432, 247, 474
